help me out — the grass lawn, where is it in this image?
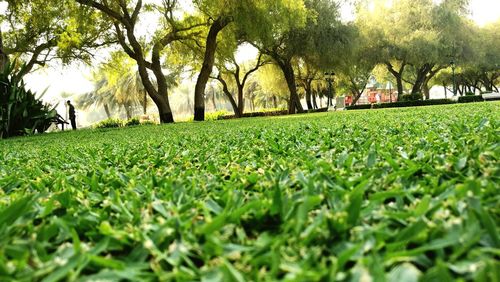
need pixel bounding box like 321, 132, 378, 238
0, 102, 499, 281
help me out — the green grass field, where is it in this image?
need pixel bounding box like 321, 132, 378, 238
1, 103, 499, 281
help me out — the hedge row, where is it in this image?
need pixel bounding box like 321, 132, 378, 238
458, 95, 486, 103
217, 95, 489, 118
347, 96, 488, 110
221, 110, 289, 120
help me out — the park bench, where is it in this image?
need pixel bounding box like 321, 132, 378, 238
53, 114, 70, 131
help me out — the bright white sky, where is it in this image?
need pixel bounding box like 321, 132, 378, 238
10, 0, 500, 123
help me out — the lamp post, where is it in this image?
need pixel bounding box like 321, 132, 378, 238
324, 72, 335, 107
450, 61, 457, 96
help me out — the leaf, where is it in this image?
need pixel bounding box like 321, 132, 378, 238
0, 194, 37, 228
347, 181, 367, 226
223, 259, 245, 282
41, 253, 86, 282
387, 263, 421, 282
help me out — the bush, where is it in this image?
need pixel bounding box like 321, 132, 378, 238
221, 109, 289, 119
465, 92, 475, 96
347, 99, 457, 111
94, 118, 123, 129
141, 120, 157, 126
205, 110, 230, 121
346, 104, 372, 110
308, 107, 328, 113
400, 93, 423, 102
0, 62, 56, 138
373, 99, 456, 109
458, 95, 484, 103
125, 117, 141, 126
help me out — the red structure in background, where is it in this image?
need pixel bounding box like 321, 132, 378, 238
345, 86, 398, 106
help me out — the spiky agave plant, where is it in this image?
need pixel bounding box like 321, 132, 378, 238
0, 62, 56, 138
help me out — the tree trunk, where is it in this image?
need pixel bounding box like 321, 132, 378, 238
124, 103, 132, 119
351, 90, 364, 105
273, 96, 278, 108
104, 104, 111, 118
305, 80, 313, 110
227, 93, 239, 117
237, 85, 245, 115
137, 65, 174, 123
423, 83, 430, 100
350, 78, 368, 106
443, 85, 447, 99
143, 91, 147, 115
194, 17, 231, 121
386, 62, 405, 98
211, 91, 217, 111
156, 96, 174, 123
280, 60, 304, 114
312, 92, 318, 109
0, 27, 9, 73
411, 64, 432, 97
216, 75, 240, 117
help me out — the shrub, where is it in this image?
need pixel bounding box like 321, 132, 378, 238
141, 120, 157, 126
346, 104, 372, 110
347, 99, 457, 111
205, 110, 230, 121
465, 92, 475, 96
221, 109, 289, 119
94, 118, 123, 129
308, 108, 328, 113
458, 95, 484, 103
0, 62, 56, 138
400, 93, 423, 102
125, 117, 141, 126
373, 99, 456, 108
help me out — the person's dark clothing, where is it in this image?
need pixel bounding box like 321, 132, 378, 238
68, 103, 76, 130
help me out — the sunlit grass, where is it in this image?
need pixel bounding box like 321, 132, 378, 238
0, 102, 499, 281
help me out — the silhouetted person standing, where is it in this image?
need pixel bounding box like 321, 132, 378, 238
67, 100, 76, 130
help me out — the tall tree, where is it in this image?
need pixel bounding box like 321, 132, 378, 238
0, 0, 111, 77
357, 0, 471, 98
75, 0, 205, 123
0, 27, 7, 72
212, 51, 268, 117
246, 0, 347, 114
192, 13, 231, 121
76, 52, 152, 119
296, 60, 322, 110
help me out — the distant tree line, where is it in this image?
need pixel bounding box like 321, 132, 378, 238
0, 0, 498, 123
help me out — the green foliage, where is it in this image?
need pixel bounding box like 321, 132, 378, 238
94, 118, 123, 129
346, 104, 373, 110
1, 0, 112, 74
400, 93, 424, 102
374, 99, 457, 108
124, 117, 141, 127
458, 95, 484, 103
0, 103, 499, 280
347, 99, 458, 110
205, 110, 230, 121
140, 120, 157, 126
0, 63, 56, 138
95, 117, 158, 128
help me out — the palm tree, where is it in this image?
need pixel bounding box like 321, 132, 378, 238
75, 77, 118, 119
